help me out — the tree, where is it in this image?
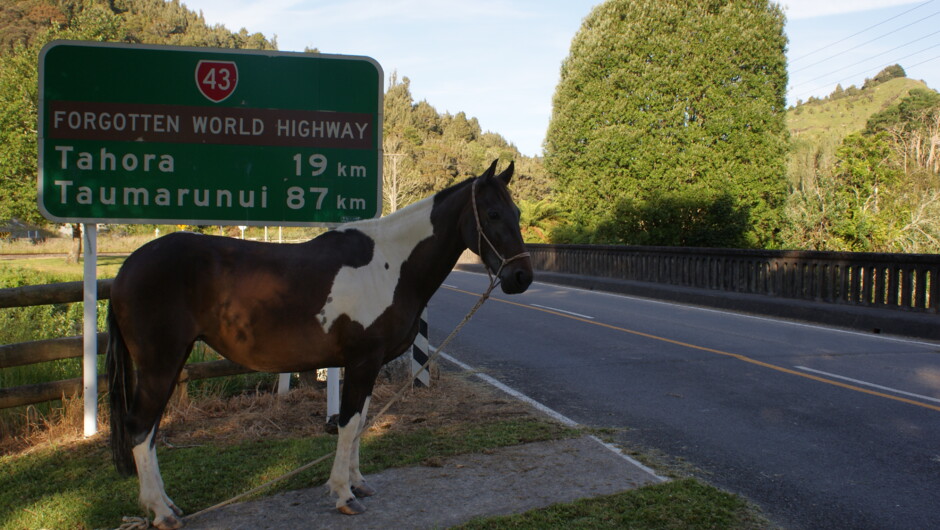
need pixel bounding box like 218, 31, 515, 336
380, 72, 549, 209
0, 0, 277, 231
544, 0, 789, 248
863, 64, 906, 89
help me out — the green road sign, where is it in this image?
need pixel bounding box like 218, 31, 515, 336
38, 41, 383, 226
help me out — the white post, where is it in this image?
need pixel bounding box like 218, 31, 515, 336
277, 372, 291, 395
82, 223, 98, 437
276, 222, 289, 394
327, 367, 340, 418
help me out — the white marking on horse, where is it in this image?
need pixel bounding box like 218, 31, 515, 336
328, 412, 362, 502
349, 396, 371, 487
132, 427, 181, 527
322, 197, 434, 330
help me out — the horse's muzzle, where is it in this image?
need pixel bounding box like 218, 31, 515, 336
499, 263, 533, 294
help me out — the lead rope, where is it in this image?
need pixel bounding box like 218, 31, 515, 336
117, 177, 530, 530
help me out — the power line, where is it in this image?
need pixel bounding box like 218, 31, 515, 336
788, 29, 940, 92
789, 0, 936, 64
790, 10, 940, 75
906, 53, 940, 69
790, 42, 940, 101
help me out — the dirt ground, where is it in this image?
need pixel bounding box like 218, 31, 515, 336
0, 368, 537, 456
157, 369, 540, 448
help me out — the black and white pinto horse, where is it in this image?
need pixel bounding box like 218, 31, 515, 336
107, 160, 533, 528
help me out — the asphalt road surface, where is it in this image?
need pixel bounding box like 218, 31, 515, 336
428, 270, 940, 529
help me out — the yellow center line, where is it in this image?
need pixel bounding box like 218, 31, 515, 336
444, 286, 940, 413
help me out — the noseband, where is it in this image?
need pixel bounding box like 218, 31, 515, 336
471, 178, 531, 283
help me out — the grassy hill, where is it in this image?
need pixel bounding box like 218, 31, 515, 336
785, 77, 929, 186
788, 77, 928, 143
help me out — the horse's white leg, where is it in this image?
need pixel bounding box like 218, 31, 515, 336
328, 409, 365, 514
132, 427, 183, 529
349, 397, 376, 497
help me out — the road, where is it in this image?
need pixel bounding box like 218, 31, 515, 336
427, 270, 940, 529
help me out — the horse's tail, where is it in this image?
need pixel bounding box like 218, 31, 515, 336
107, 302, 137, 476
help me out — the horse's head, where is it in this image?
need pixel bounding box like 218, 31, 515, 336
463, 160, 533, 294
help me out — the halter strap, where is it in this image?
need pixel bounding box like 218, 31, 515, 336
471, 178, 530, 284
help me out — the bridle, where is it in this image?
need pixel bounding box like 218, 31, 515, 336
471, 178, 531, 285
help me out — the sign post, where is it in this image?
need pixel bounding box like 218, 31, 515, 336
82, 223, 97, 437
38, 41, 383, 435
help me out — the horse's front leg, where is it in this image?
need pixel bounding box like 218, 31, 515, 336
327, 364, 379, 515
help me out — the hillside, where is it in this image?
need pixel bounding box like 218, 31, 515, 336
788, 77, 929, 144
785, 77, 930, 187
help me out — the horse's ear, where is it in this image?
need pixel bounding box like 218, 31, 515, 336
481, 159, 499, 180
496, 161, 514, 185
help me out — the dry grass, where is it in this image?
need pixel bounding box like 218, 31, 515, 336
0, 370, 536, 457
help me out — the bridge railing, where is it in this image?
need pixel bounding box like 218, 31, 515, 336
525, 244, 939, 313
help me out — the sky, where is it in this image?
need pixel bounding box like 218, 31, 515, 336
178, 0, 940, 157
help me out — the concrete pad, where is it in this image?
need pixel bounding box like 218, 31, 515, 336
185, 435, 663, 529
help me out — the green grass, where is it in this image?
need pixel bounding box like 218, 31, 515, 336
0, 255, 125, 281
0, 418, 770, 529
787, 77, 927, 143
0, 419, 576, 529
786, 77, 928, 187
457, 478, 768, 529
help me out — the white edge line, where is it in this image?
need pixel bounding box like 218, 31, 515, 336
436, 347, 668, 483
795, 366, 940, 405
531, 304, 595, 320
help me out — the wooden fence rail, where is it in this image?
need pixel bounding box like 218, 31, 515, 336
0, 279, 254, 410
526, 244, 940, 313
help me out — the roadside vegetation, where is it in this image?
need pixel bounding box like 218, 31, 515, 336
0, 365, 769, 529
0, 256, 770, 529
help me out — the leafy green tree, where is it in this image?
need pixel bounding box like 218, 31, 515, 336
863, 64, 906, 89
544, 0, 789, 248
596, 190, 751, 247
782, 129, 940, 253
0, 0, 276, 227
518, 199, 562, 243
381, 72, 549, 208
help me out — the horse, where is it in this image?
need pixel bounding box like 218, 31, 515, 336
106, 160, 533, 529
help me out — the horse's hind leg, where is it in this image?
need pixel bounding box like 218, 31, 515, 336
348, 396, 375, 498
125, 340, 191, 529
132, 425, 182, 529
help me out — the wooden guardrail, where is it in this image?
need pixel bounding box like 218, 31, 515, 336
0, 279, 254, 410
526, 244, 939, 313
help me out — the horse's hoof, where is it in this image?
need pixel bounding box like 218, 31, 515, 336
337, 497, 366, 515
352, 482, 376, 498
153, 513, 184, 529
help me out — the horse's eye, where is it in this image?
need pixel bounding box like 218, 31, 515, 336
487, 209, 500, 221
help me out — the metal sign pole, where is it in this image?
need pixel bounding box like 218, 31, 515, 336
82, 223, 98, 437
